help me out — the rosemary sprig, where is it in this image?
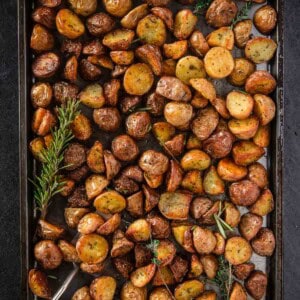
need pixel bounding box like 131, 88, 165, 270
193, 0, 213, 14
213, 202, 234, 239
31, 99, 80, 219
230, 1, 253, 29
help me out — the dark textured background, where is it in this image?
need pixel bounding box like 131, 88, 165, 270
0, 1, 299, 299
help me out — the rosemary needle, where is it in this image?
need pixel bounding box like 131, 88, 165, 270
230, 1, 253, 29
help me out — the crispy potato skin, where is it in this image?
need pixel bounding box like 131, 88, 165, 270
72, 286, 92, 300
139, 150, 169, 175
31, 82, 53, 108
245, 271, 268, 300
248, 162, 268, 188
112, 135, 139, 162
193, 226, 217, 254
225, 237, 252, 265
233, 263, 255, 280
86, 13, 115, 36
32, 6, 56, 29
174, 9, 198, 40
32, 52, 60, 79
229, 180, 260, 206
233, 19, 252, 49
190, 30, 210, 57
239, 212, 263, 241
121, 4, 149, 29
90, 276, 116, 300
164, 102, 193, 129
126, 112, 151, 139
174, 279, 204, 300
103, 0, 132, 17
251, 228, 275, 256
93, 108, 121, 132
254, 5, 277, 34
28, 269, 51, 299
121, 281, 147, 299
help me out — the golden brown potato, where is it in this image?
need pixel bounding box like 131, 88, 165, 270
126, 111, 151, 140
58, 240, 81, 263
32, 6, 56, 29
165, 134, 185, 157
248, 162, 268, 189
126, 219, 151, 242
189, 30, 210, 57
174, 9, 197, 40
30, 24, 54, 52
130, 264, 156, 287
79, 59, 102, 81
111, 230, 134, 257
64, 208, 90, 229
142, 185, 159, 213
228, 116, 260, 140
175, 280, 204, 300
223, 202, 241, 228
181, 170, 203, 194
225, 237, 252, 265
254, 5, 277, 34
97, 213, 121, 235
226, 91, 254, 120
72, 286, 92, 300
254, 94, 276, 125
200, 254, 218, 279
188, 255, 203, 278
124, 63, 154, 95
110, 51, 134, 66
144, 175, 161, 194
28, 269, 51, 299
203, 166, 225, 195
190, 79, 216, 101
172, 223, 195, 253
204, 47, 234, 79
139, 150, 169, 175
83, 39, 106, 56
104, 150, 121, 180
232, 141, 265, 166
239, 213, 263, 241
90, 276, 116, 300
121, 4, 149, 29
103, 0, 132, 17
186, 134, 202, 150
76, 234, 108, 264
253, 125, 271, 148
31, 82, 52, 108
103, 29, 135, 50
126, 191, 144, 217
94, 190, 126, 214
149, 287, 173, 300
213, 232, 225, 255
121, 281, 147, 300
233, 263, 255, 280
153, 266, 176, 286
193, 226, 216, 254
251, 228, 275, 256
229, 281, 247, 300
164, 102, 193, 129
137, 14, 166, 46
34, 240, 63, 270
77, 213, 104, 234
39, 0, 61, 7
207, 27, 234, 50
71, 114, 92, 141
147, 213, 171, 239
233, 19, 252, 48
245, 270, 268, 300
190, 197, 212, 220
156, 240, 176, 266
68, 0, 97, 16
246, 71, 277, 95
176, 56, 206, 85
228, 58, 255, 86
162, 59, 177, 76
152, 121, 176, 144
249, 188, 274, 216
163, 41, 188, 60
191, 93, 209, 109
166, 160, 183, 192
37, 219, 65, 241
245, 37, 277, 64
206, 0, 238, 28
64, 55, 78, 82
196, 291, 217, 300
151, 7, 174, 31
87, 141, 105, 174
56, 9, 85, 39
32, 52, 60, 79
181, 149, 211, 171
159, 192, 192, 220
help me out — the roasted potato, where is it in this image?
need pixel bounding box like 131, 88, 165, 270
72, 286, 92, 300
94, 190, 126, 214
156, 240, 176, 266
229, 281, 247, 300
170, 256, 189, 282
149, 287, 173, 300
200, 254, 218, 279
251, 228, 275, 256
225, 237, 252, 265
203, 166, 225, 195
196, 291, 217, 300
79, 59, 102, 81
245, 71, 277, 95
79, 84, 105, 109
249, 188, 274, 216
58, 240, 81, 263
39, 0, 61, 7
174, 279, 204, 300
146, 0, 170, 6
93, 107, 121, 132
213, 232, 225, 255
144, 172, 163, 189
139, 150, 169, 175
254, 5, 277, 34
164, 102, 193, 129
193, 226, 217, 254
31, 82, 52, 109
77, 212, 104, 234
239, 212, 263, 241
233, 19, 252, 49
32, 52, 60, 79
174, 9, 197, 40
86, 141, 105, 174
104, 150, 121, 180
172, 223, 195, 253
228, 116, 259, 140
114, 175, 139, 195
207, 26, 234, 50
71, 114, 92, 141
64, 208, 90, 229
245, 270, 268, 300
223, 201, 241, 228
30, 24, 54, 52
189, 30, 210, 57
233, 262, 255, 280
130, 264, 156, 287
86, 13, 115, 36
253, 125, 271, 147
151, 7, 174, 31
64, 55, 78, 82
188, 255, 203, 278
90, 276, 116, 300
186, 134, 202, 150
254, 94, 276, 125
68, 0, 97, 17
152, 121, 175, 144
181, 170, 203, 194
248, 162, 268, 189
153, 266, 176, 286
28, 269, 51, 299
134, 244, 152, 268
113, 256, 134, 278
80, 262, 105, 275
103, 0, 132, 17
37, 219, 65, 241
32, 6, 56, 29
163, 40, 188, 60
146, 93, 166, 116
110, 50, 134, 66
126, 219, 151, 242
126, 191, 144, 217
226, 91, 254, 120
111, 230, 134, 257
190, 197, 212, 219
162, 59, 177, 76
165, 134, 185, 157
103, 29, 134, 50
31, 108, 56, 136
53, 81, 79, 104
147, 212, 171, 239
121, 281, 147, 300
121, 4, 149, 29
190, 79, 216, 101
181, 149, 211, 171
228, 58, 255, 86
232, 141, 265, 166
126, 112, 151, 139
191, 93, 209, 109
112, 134, 139, 161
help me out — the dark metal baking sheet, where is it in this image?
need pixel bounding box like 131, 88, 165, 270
19, 0, 284, 299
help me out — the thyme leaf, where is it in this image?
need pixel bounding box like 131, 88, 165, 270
213, 202, 234, 239
193, 0, 213, 14
230, 1, 253, 29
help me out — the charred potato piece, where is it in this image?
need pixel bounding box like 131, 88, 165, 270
254, 5, 277, 34
90, 276, 116, 300
137, 14, 166, 46
232, 141, 265, 166
174, 9, 197, 40
72, 286, 92, 300
139, 150, 169, 176
38, 219, 65, 241
121, 4, 149, 29
226, 91, 254, 120
83, 39, 105, 56
193, 226, 217, 254
32, 52, 60, 79
181, 170, 203, 194
146, 213, 171, 239
121, 281, 147, 299
203, 166, 225, 195
233, 19, 252, 49
123, 165, 144, 183
71, 114, 92, 141
207, 26, 234, 50
151, 7, 174, 31
58, 240, 81, 263
64, 208, 90, 229
94, 191, 126, 214
103, 0, 132, 17
228, 116, 259, 140
254, 94, 276, 125
104, 150, 121, 180
79, 84, 105, 109
30, 24, 54, 52
86, 13, 115, 36
112, 134, 139, 162
120, 96, 142, 114
251, 228, 275, 256
68, 185, 90, 207
103, 29, 135, 50
114, 175, 139, 195
28, 269, 51, 299
245, 71, 276, 95
233, 262, 255, 280
77, 213, 104, 234
150, 287, 173, 300
174, 280, 204, 300
228, 58, 256, 86
229, 180, 260, 206
126, 219, 151, 242
170, 256, 189, 282
225, 237, 252, 265
239, 213, 263, 241
31, 82, 53, 109
152, 266, 176, 286
181, 150, 211, 171
97, 213, 121, 235
248, 162, 268, 189
126, 112, 151, 139
79, 59, 102, 81
32, 7, 56, 29
111, 230, 134, 257
245, 270, 268, 300
68, 0, 97, 17
131, 264, 156, 287
190, 30, 210, 57
249, 188, 274, 216
163, 40, 188, 60
34, 240, 63, 270
93, 108, 121, 132
229, 281, 247, 300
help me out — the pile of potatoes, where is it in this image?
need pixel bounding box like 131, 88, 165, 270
28, 0, 278, 299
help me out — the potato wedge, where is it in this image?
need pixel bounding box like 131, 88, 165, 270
203, 166, 225, 195
253, 125, 271, 147
147, 213, 171, 239
156, 240, 176, 266
166, 160, 184, 192
228, 58, 255, 86
181, 170, 203, 194
126, 191, 144, 217
248, 162, 268, 189
174, 9, 198, 40
143, 184, 160, 212
226, 91, 254, 120
228, 116, 259, 140
233, 19, 252, 49
97, 213, 121, 235
126, 219, 151, 242
225, 237, 252, 265
85, 175, 109, 200
163, 40, 188, 59
190, 79, 216, 101
181, 150, 211, 171
232, 141, 265, 166
131, 264, 156, 287
90, 276, 116, 300
190, 30, 210, 57
193, 226, 217, 254
78, 213, 104, 234
174, 280, 204, 300
223, 202, 241, 228
207, 26, 234, 50
104, 150, 121, 180
165, 134, 185, 157
250, 188, 274, 216
121, 281, 147, 300
229, 281, 247, 300
121, 4, 149, 29
28, 269, 51, 299
162, 59, 177, 76
58, 240, 81, 263
103, 29, 135, 50
254, 94, 276, 125
94, 190, 126, 214
239, 212, 263, 241
210, 97, 230, 119
71, 113, 92, 141
245, 70, 277, 95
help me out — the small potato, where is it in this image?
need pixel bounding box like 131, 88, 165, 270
110, 51, 134, 66
245, 71, 277, 95
123, 165, 144, 183
232, 141, 265, 166
104, 150, 121, 180
152, 122, 175, 144
39, 0, 61, 7
126, 111, 151, 139
159, 192, 192, 220
79, 83, 105, 109
124, 63, 154, 95
162, 59, 177, 76
72, 286, 92, 300
239, 213, 263, 241
164, 102, 193, 129
153, 266, 176, 286
182, 170, 203, 194
90, 276, 116, 300
114, 175, 139, 195
120, 96, 141, 114
86, 13, 115, 36
200, 254, 218, 279
127, 191, 144, 217
203, 166, 225, 195
31, 82, 52, 108
139, 150, 169, 176
30, 24, 54, 52
253, 125, 271, 147
193, 226, 217, 254
111, 65, 128, 77
225, 237, 252, 265
203, 131, 233, 159
64, 208, 90, 229
136, 44, 162, 76
94, 190, 126, 214
190, 30, 210, 57
111, 230, 134, 257
204, 46, 234, 79
103, 0, 132, 17
67, 185, 90, 207
188, 255, 203, 278
76, 234, 108, 264
121, 4, 149, 29
58, 240, 81, 263
156, 240, 176, 266
147, 212, 171, 239
131, 264, 156, 287
37, 219, 65, 241
245, 270, 268, 300
174, 280, 204, 300
233, 19, 252, 48
222, 201, 240, 228
147, 93, 167, 116
254, 5, 277, 34
190, 79, 216, 101
97, 213, 121, 235
112, 134, 139, 161
163, 40, 188, 60
229, 281, 247, 300
64, 55, 78, 82
32, 108, 56, 136
121, 281, 147, 300
228, 58, 256, 86
126, 219, 151, 242
79, 59, 102, 81
170, 256, 189, 282
103, 29, 135, 50
251, 228, 275, 257
71, 114, 92, 141
81, 262, 104, 275
181, 150, 211, 171
174, 9, 198, 40
228, 116, 259, 140
56, 9, 85, 39
29, 138, 46, 161
245, 37, 277, 64
28, 269, 51, 299
248, 162, 268, 189
68, 0, 97, 17
191, 93, 209, 109
186, 134, 202, 150
77, 213, 104, 234
250, 188, 274, 216
32, 52, 60, 79
226, 91, 254, 120
207, 27, 234, 50
233, 263, 255, 280
172, 223, 195, 253
87, 141, 105, 174
165, 134, 185, 157
146, 0, 170, 6
190, 197, 213, 219
93, 107, 121, 132
206, 0, 238, 28
34, 240, 63, 270
213, 232, 225, 255
53, 81, 79, 104
134, 244, 152, 268
196, 291, 217, 300
229, 180, 260, 206
151, 7, 174, 31
150, 287, 173, 300
166, 160, 183, 192
32, 7, 56, 29
254, 94, 276, 125
137, 14, 166, 46
83, 39, 106, 55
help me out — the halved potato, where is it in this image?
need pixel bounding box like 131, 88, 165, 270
174, 279, 204, 300
228, 116, 259, 140
80, 262, 104, 275
245, 70, 277, 95
226, 91, 254, 120
233, 262, 255, 280
251, 228, 276, 256
79, 84, 105, 109
174, 9, 198, 40
228, 58, 255, 86
191, 93, 209, 109
111, 230, 134, 258
71, 114, 92, 141
213, 232, 225, 255
253, 125, 271, 147
181, 170, 203, 194
250, 188, 274, 216
97, 213, 121, 235
248, 162, 268, 189
85, 175, 109, 200
72, 286, 92, 300
172, 223, 195, 253
58, 240, 81, 263
90, 276, 116, 300
245, 37, 277, 64
121, 4, 149, 29
229, 281, 247, 300
239, 212, 263, 241
217, 158, 248, 182
103, 29, 135, 50
190, 78, 216, 101
143, 184, 160, 212
156, 240, 176, 266
159, 192, 192, 220
162, 59, 177, 76
151, 7, 174, 31
37, 219, 65, 240
126, 219, 151, 242
164, 102, 193, 129
131, 264, 156, 287
166, 160, 184, 192
64, 208, 90, 229
254, 94, 276, 125
152, 121, 176, 144
186, 134, 202, 150
204, 47, 234, 79
200, 254, 218, 279
233, 19, 252, 48
181, 150, 211, 171
103, 0, 132, 17
152, 266, 175, 286
193, 226, 217, 254
232, 141, 265, 166
165, 134, 185, 156
77, 213, 104, 234
121, 281, 147, 300
225, 237, 252, 265
210, 97, 230, 119
188, 255, 203, 278
104, 150, 121, 180
28, 269, 51, 299
110, 51, 134, 65
94, 190, 126, 214
126, 191, 144, 217
223, 201, 241, 228
190, 30, 210, 57
87, 141, 105, 174
163, 40, 188, 59
88, 55, 114, 70
203, 166, 225, 195
149, 287, 173, 300
144, 173, 163, 189
76, 234, 108, 264
207, 27, 234, 50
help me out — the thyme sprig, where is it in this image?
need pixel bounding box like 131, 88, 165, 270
213, 202, 234, 239
193, 0, 213, 14
31, 99, 80, 219
230, 1, 253, 29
